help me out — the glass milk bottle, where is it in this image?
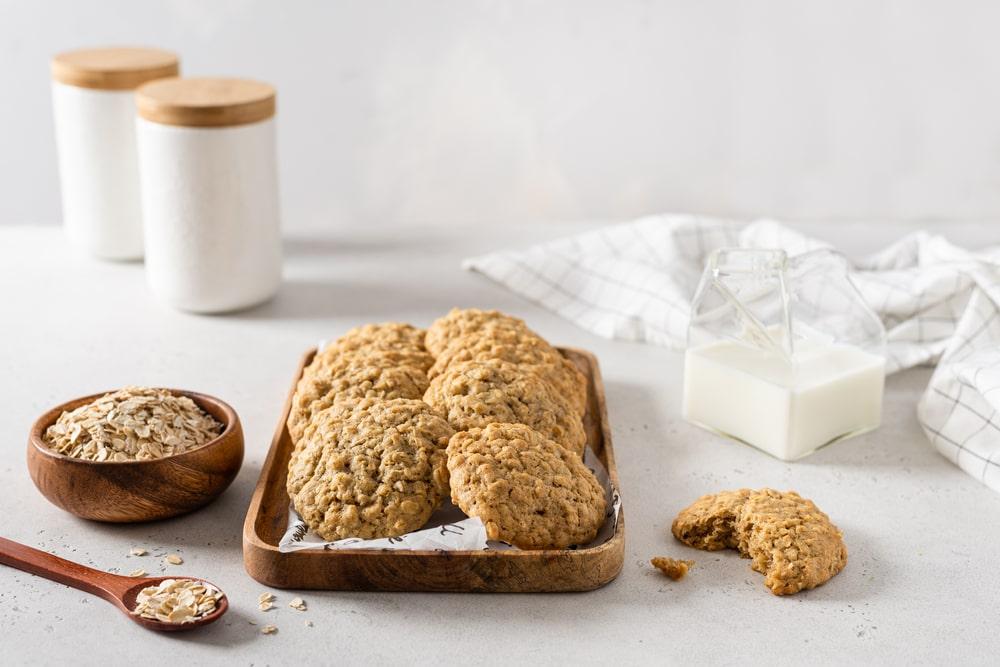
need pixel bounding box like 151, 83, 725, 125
683, 248, 886, 461
135, 78, 282, 313
51, 47, 179, 260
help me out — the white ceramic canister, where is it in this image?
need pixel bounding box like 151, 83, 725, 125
51, 47, 179, 260
135, 78, 282, 313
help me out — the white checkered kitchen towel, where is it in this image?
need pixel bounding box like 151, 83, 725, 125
464, 214, 1000, 492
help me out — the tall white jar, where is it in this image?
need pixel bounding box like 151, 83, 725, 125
135, 78, 282, 313
51, 47, 179, 260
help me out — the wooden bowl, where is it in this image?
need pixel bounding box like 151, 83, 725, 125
27, 389, 244, 522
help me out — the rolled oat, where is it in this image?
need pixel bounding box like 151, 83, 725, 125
44, 386, 222, 462
131, 578, 224, 624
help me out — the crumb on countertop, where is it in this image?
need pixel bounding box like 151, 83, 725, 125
651, 556, 694, 580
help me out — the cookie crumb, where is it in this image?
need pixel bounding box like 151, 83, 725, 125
651, 557, 694, 580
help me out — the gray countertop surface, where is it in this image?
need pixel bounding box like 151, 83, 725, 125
2, 221, 998, 666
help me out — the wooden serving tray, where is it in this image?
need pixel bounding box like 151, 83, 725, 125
242, 347, 625, 592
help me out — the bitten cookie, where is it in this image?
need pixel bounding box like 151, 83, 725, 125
446, 423, 606, 549
735, 489, 848, 596
307, 322, 434, 376
287, 398, 454, 541
428, 329, 588, 416
424, 359, 586, 457
670, 489, 752, 551
286, 352, 430, 444
425, 308, 531, 357
671, 488, 846, 596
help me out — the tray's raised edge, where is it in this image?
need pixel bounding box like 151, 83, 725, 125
578, 346, 622, 518
241, 346, 626, 590
242, 350, 310, 573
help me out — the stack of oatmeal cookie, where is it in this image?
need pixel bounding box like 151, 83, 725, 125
285, 308, 608, 549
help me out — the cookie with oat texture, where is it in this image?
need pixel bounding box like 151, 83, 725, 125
307, 322, 434, 377
735, 489, 848, 596
287, 398, 453, 541
446, 423, 606, 549
671, 488, 846, 595
670, 489, 752, 551
428, 328, 588, 416
424, 359, 586, 457
424, 308, 531, 357
287, 352, 430, 443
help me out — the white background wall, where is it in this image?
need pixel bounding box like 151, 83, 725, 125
3, 0, 1000, 232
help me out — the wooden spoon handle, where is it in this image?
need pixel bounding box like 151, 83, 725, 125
0, 535, 130, 601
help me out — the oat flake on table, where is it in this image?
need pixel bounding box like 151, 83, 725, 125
43, 386, 222, 462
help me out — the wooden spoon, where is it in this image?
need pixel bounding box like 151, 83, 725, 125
0, 536, 228, 632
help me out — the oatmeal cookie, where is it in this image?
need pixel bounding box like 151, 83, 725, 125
429, 328, 547, 377
307, 322, 434, 376
650, 557, 694, 580
336, 321, 428, 355
446, 423, 606, 549
287, 398, 454, 540
428, 329, 588, 416
735, 489, 848, 596
671, 488, 846, 595
424, 359, 586, 457
671, 489, 752, 551
287, 352, 430, 443
425, 308, 531, 356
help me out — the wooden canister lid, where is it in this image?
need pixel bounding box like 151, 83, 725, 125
135, 78, 276, 128
51, 47, 179, 90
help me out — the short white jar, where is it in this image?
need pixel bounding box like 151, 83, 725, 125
51, 47, 179, 260
135, 78, 282, 313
